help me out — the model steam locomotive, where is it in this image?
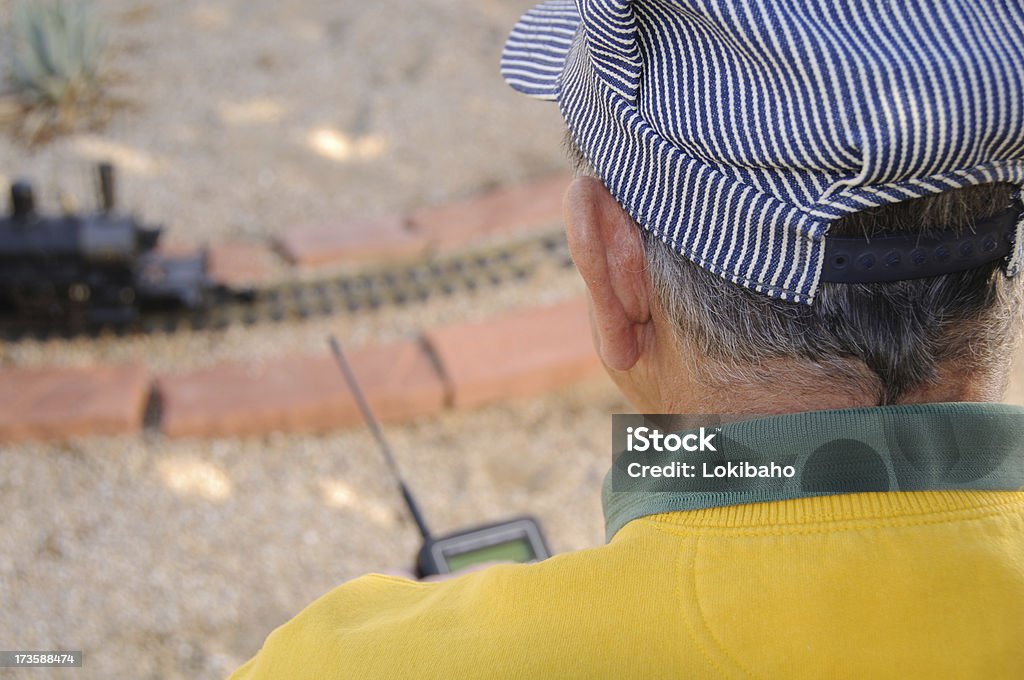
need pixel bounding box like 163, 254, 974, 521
0, 163, 211, 327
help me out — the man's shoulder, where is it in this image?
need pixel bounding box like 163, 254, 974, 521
229, 532, 682, 679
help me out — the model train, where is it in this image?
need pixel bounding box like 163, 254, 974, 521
0, 163, 212, 327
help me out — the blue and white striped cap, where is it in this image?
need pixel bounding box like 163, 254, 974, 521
501, 0, 1024, 303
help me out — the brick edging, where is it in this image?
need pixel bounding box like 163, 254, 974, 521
159, 173, 573, 291
0, 298, 602, 443
0, 364, 150, 443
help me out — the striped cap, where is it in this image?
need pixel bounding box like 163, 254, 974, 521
501, 0, 1024, 303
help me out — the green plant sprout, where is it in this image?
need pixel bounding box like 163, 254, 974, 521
7, 0, 109, 141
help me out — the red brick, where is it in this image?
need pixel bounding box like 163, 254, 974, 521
409, 173, 571, 249
0, 364, 150, 443
207, 241, 275, 289
156, 240, 274, 289
424, 297, 601, 409
157, 340, 445, 438
155, 238, 201, 259
275, 215, 427, 268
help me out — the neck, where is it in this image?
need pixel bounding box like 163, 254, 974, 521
656, 360, 1005, 416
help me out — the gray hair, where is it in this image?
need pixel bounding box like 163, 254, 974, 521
564, 133, 1023, 404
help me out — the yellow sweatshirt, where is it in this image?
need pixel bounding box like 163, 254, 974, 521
231, 404, 1024, 679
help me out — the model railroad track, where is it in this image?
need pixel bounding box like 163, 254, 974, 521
0, 230, 574, 341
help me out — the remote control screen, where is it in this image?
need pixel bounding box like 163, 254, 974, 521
445, 537, 535, 572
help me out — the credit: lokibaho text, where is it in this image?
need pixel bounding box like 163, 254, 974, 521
625, 460, 796, 479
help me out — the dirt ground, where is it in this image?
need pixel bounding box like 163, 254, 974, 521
0, 2, 609, 678
0, 0, 566, 244
3, 2, 1024, 679
0, 377, 626, 679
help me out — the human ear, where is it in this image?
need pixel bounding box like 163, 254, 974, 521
563, 176, 651, 371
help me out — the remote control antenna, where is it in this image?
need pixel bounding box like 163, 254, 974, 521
328, 335, 432, 541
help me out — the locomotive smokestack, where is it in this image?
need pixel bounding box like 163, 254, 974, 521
10, 180, 35, 219
98, 162, 115, 212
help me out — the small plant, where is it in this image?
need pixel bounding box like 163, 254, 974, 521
6, 0, 110, 142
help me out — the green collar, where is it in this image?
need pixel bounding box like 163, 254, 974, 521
602, 402, 1024, 541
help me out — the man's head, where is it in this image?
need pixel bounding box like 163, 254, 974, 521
563, 143, 1022, 413
504, 0, 1024, 414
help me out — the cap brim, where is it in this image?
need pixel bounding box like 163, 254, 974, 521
501, 0, 580, 101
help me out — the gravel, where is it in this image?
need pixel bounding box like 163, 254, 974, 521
0, 378, 627, 679
0, 2, 619, 678
0, 0, 566, 245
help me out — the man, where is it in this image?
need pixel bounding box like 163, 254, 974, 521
232, 1, 1024, 677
